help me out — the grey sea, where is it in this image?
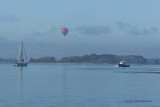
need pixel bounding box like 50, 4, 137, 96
0, 64, 160, 107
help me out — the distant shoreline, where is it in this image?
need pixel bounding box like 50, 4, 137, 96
28, 63, 159, 65
0, 54, 160, 64
29, 54, 149, 64
29, 62, 110, 64
0, 62, 159, 65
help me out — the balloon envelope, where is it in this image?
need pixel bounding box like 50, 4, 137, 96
61, 28, 68, 36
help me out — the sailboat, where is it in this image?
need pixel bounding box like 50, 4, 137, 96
13, 42, 28, 67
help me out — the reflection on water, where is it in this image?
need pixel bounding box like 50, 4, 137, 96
18, 67, 23, 94
120, 71, 160, 74
62, 65, 67, 93
19, 67, 23, 87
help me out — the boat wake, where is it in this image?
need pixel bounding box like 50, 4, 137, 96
116, 71, 160, 74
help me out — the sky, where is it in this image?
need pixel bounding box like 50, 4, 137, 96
0, 0, 160, 59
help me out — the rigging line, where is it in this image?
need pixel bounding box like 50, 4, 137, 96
24, 47, 28, 62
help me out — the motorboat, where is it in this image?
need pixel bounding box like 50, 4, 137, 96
117, 61, 130, 67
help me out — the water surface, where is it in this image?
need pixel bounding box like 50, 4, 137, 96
0, 64, 160, 107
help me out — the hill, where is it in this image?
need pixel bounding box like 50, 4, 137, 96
59, 54, 147, 64
29, 54, 148, 64
0, 54, 159, 64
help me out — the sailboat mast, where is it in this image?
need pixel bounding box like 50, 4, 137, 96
17, 42, 23, 61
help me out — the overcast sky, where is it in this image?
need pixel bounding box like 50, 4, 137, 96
0, 0, 160, 59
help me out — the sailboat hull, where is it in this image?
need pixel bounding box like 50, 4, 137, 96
13, 62, 28, 67
118, 64, 130, 67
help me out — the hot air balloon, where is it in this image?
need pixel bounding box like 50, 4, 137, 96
61, 28, 68, 36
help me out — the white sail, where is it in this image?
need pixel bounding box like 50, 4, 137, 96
17, 42, 24, 62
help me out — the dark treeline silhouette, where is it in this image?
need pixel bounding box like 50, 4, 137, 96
29, 57, 56, 63
29, 54, 149, 64
0, 58, 15, 63
1, 54, 160, 64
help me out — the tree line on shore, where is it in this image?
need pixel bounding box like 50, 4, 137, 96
0, 54, 159, 64
29, 54, 159, 64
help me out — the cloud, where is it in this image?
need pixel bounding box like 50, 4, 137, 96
25, 26, 58, 37
0, 14, 16, 23
117, 22, 159, 36
26, 31, 44, 37
75, 26, 111, 36
49, 26, 58, 33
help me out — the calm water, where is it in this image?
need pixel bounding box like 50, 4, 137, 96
0, 64, 160, 107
